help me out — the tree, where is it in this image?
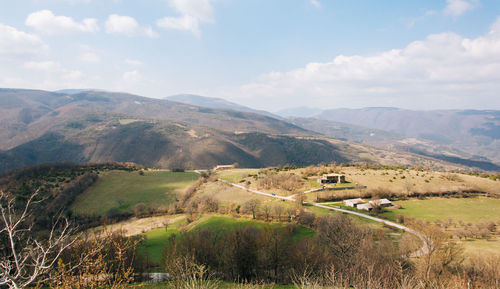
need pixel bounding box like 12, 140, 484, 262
261, 203, 272, 222
272, 204, 284, 222
49, 231, 139, 289
295, 191, 305, 209
0, 190, 75, 289
242, 199, 260, 219
408, 219, 463, 283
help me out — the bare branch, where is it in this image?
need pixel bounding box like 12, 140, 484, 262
0, 189, 76, 289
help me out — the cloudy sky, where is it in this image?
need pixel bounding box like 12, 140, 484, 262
0, 0, 499, 111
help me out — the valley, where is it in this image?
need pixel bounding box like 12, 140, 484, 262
2, 1, 500, 287
1, 89, 500, 288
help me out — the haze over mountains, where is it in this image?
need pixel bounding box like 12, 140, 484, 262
313, 108, 500, 163
166, 94, 280, 119
0, 88, 498, 173
159, 93, 500, 170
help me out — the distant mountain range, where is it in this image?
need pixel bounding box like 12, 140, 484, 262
166, 94, 280, 119
165, 96, 500, 171
0, 88, 498, 172
313, 107, 500, 165
275, 107, 323, 118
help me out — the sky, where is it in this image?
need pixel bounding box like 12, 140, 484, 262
0, 0, 499, 111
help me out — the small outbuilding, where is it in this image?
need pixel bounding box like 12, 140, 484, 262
369, 199, 393, 208
343, 198, 365, 208
317, 173, 346, 184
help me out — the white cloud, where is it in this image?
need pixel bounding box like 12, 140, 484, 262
0, 23, 48, 56
444, 0, 478, 17
122, 70, 142, 83
21, 60, 84, 88
309, 0, 321, 8
144, 26, 159, 38
25, 10, 98, 34
215, 17, 500, 111
169, 0, 213, 22
408, 10, 437, 28
157, 15, 200, 36
105, 14, 138, 35
156, 0, 214, 36
115, 70, 146, 92
79, 52, 100, 63
125, 58, 143, 66
105, 14, 158, 37
24, 60, 61, 71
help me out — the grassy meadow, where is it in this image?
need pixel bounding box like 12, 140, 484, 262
71, 170, 199, 216
213, 167, 500, 257
383, 197, 500, 223
217, 168, 260, 183
137, 215, 315, 264
216, 166, 500, 198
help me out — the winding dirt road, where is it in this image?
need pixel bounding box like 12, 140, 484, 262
218, 179, 428, 257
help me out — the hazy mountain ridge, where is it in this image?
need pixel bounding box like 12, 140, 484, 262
1, 88, 498, 172
0, 89, 354, 171
315, 107, 500, 164
0, 89, 309, 150
166, 94, 280, 119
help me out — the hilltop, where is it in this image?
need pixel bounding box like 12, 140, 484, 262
0, 88, 498, 172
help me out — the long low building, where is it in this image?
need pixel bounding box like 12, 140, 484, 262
357, 199, 393, 211
369, 198, 393, 207
343, 198, 365, 207
357, 203, 373, 211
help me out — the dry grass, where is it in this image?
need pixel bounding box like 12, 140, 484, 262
88, 214, 186, 237
341, 167, 500, 196
461, 236, 500, 257
196, 180, 269, 204
218, 167, 500, 200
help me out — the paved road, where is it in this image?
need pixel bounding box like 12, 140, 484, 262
219, 178, 428, 257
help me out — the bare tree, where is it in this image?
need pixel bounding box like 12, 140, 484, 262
408, 219, 463, 283
261, 203, 272, 222
295, 191, 305, 209
0, 190, 75, 289
242, 199, 261, 219
272, 204, 284, 222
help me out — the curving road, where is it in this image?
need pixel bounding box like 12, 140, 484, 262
218, 178, 428, 257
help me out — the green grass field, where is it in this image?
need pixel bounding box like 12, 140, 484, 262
217, 169, 260, 183
71, 170, 199, 216
382, 197, 500, 223
137, 218, 186, 263
137, 215, 315, 264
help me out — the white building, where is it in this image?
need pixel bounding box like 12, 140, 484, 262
369, 198, 393, 207
343, 198, 365, 208
357, 203, 373, 211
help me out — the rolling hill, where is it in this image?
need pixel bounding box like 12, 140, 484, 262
0, 88, 498, 172
314, 107, 500, 165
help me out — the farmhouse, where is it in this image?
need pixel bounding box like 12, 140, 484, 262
317, 173, 346, 184
214, 164, 236, 171
343, 198, 365, 208
369, 198, 393, 207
